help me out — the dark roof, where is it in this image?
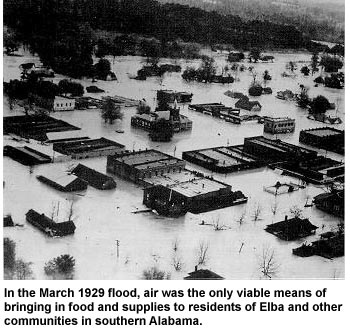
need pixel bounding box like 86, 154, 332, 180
184, 269, 224, 280
235, 97, 261, 110
72, 164, 116, 190
265, 217, 318, 240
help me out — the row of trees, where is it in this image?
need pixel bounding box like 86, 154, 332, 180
4, 238, 75, 280
4, 0, 314, 80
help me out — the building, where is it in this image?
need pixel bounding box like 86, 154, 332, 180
235, 96, 262, 111
53, 96, 76, 112
265, 216, 318, 241
189, 103, 234, 117
26, 209, 76, 237
184, 267, 224, 280
4, 215, 14, 227
276, 90, 296, 100
71, 164, 116, 190
4, 145, 51, 166
313, 190, 344, 218
264, 117, 295, 134
299, 127, 344, 154
243, 136, 317, 162
53, 138, 125, 159
157, 90, 193, 103
182, 145, 264, 173
143, 182, 247, 216
4, 115, 81, 141
131, 112, 192, 133
37, 173, 88, 192
107, 150, 186, 184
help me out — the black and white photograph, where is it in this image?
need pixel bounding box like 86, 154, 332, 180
3, 0, 344, 280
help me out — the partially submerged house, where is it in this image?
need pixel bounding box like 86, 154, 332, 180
235, 96, 262, 111
313, 190, 344, 218
184, 267, 224, 280
37, 173, 88, 192
157, 90, 193, 103
265, 216, 318, 241
72, 164, 116, 190
26, 209, 76, 237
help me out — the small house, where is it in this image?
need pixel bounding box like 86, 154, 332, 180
4, 215, 14, 227
26, 209, 76, 237
235, 96, 262, 111
184, 267, 224, 280
265, 216, 318, 241
313, 190, 344, 218
53, 96, 75, 112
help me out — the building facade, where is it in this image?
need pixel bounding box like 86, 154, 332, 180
264, 117, 295, 134
53, 96, 76, 111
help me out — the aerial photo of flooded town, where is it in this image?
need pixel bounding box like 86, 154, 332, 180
3, 0, 344, 280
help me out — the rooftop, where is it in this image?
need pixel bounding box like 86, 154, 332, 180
303, 128, 343, 137
111, 150, 183, 168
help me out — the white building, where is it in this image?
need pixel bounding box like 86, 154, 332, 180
53, 96, 75, 111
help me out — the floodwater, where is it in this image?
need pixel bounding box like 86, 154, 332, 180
3, 48, 344, 279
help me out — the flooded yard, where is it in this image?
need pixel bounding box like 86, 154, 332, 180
3, 48, 344, 279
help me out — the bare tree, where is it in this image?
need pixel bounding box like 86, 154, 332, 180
67, 201, 76, 222
213, 217, 225, 231
172, 253, 184, 272
238, 209, 246, 225
259, 246, 279, 279
289, 205, 303, 219
197, 241, 209, 266
270, 199, 278, 216
252, 203, 262, 221
14, 259, 34, 280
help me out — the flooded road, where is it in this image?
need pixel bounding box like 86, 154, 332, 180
3, 49, 344, 279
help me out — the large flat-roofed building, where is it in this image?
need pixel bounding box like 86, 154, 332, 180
53, 138, 125, 159
264, 117, 295, 134
182, 145, 264, 173
107, 150, 186, 184
4, 145, 51, 166
243, 136, 317, 162
299, 127, 344, 154
143, 179, 247, 216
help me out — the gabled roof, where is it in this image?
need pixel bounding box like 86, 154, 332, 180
184, 269, 224, 280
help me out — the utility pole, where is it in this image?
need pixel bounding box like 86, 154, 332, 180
115, 240, 120, 258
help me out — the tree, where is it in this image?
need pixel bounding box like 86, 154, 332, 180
142, 266, 170, 280
249, 83, 263, 96
324, 74, 342, 89
58, 79, 84, 97
44, 254, 75, 279
101, 98, 123, 124
137, 101, 151, 115
197, 241, 209, 266
310, 95, 331, 114
94, 58, 112, 80
263, 70, 271, 86
4, 29, 20, 55
14, 260, 34, 280
4, 238, 16, 279
252, 203, 262, 221
149, 118, 173, 142
311, 52, 319, 75
289, 206, 303, 219
198, 56, 216, 82
228, 52, 244, 62
320, 55, 343, 72
297, 85, 311, 108
286, 61, 297, 73
259, 246, 279, 279
300, 66, 310, 76
249, 48, 262, 62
